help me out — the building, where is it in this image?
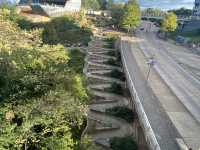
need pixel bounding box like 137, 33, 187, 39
193, 0, 200, 16
19, 0, 81, 17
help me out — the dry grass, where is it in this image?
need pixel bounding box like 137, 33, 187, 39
17, 6, 50, 23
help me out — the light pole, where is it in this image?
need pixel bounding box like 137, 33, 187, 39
146, 56, 156, 81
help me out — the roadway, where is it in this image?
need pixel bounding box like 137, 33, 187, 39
138, 21, 200, 124
121, 39, 181, 150
120, 21, 200, 150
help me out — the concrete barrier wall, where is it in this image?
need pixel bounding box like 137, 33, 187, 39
182, 20, 200, 32
120, 38, 161, 150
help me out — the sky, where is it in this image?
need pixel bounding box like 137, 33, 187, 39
139, 0, 195, 10
116, 0, 195, 10
2, 0, 196, 10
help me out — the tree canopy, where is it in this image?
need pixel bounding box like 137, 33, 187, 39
161, 12, 177, 32
168, 7, 192, 17
142, 8, 165, 17
121, 0, 141, 32
110, 3, 124, 28
82, 0, 100, 10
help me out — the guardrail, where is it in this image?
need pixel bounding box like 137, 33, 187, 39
120, 38, 161, 150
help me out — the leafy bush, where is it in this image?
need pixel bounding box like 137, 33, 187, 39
110, 4, 125, 28
106, 69, 125, 81
82, 0, 100, 10
110, 136, 137, 150
106, 58, 120, 66
91, 16, 113, 27
107, 50, 116, 56
42, 16, 92, 46
0, 6, 18, 22
104, 40, 115, 49
17, 17, 44, 30
105, 83, 123, 95
106, 106, 135, 123
68, 49, 86, 74
0, 8, 96, 150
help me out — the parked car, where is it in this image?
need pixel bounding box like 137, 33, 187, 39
176, 35, 185, 44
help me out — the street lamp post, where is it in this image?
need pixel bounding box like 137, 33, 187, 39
146, 57, 156, 81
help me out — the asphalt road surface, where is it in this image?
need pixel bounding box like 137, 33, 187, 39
121, 21, 200, 150
137, 21, 200, 124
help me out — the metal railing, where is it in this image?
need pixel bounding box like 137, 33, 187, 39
120, 38, 161, 150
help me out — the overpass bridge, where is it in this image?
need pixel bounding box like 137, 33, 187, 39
142, 16, 192, 21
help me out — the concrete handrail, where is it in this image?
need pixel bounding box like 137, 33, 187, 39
120, 38, 161, 150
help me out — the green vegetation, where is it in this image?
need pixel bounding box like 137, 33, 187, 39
161, 12, 177, 33
121, 0, 141, 32
68, 49, 86, 74
142, 8, 165, 17
110, 136, 137, 150
42, 16, 92, 46
107, 51, 116, 56
0, 6, 19, 22
14, 11, 92, 46
0, 7, 97, 150
170, 29, 200, 43
106, 0, 114, 10
82, 0, 100, 10
90, 15, 113, 27
110, 4, 125, 28
105, 83, 123, 95
106, 106, 135, 123
97, 0, 107, 10
105, 37, 117, 48
106, 69, 125, 81
106, 58, 120, 66
168, 7, 192, 17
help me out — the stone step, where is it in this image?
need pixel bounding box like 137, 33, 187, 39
89, 104, 123, 114
90, 99, 119, 104
88, 53, 116, 60
87, 74, 124, 85
87, 117, 120, 130
91, 90, 126, 101
87, 63, 121, 71
87, 68, 113, 72
89, 70, 112, 75
95, 138, 111, 149
89, 84, 111, 90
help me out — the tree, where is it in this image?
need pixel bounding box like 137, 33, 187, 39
161, 12, 177, 33
121, 0, 141, 32
110, 3, 124, 28
106, 0, 114, 10
110, 136, 137, 150
82, 0, 100, 10
168, 8, 192, 17
142, 8, 165, 17
97, 0, 107, 10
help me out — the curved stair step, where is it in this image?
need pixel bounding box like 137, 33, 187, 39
90, 90, 127, 101
87, 74, 124, 85
90, 99, 119, 104
95, 138, 111, 149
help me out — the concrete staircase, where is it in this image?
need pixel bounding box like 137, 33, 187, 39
83, 35, 135, 149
